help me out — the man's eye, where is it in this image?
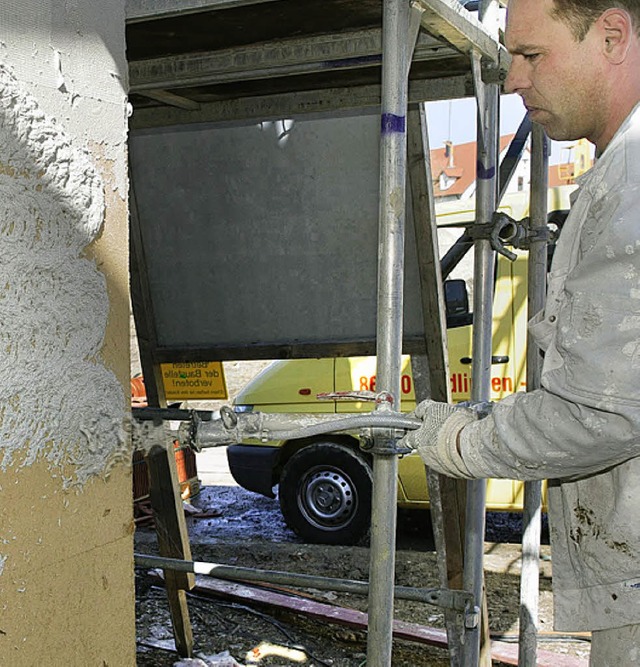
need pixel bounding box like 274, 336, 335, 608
523, 53, 540, 61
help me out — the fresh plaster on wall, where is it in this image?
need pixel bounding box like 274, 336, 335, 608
0, 62, 127, 490
0, 0, 129, 196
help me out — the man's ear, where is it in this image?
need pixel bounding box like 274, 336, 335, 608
598, 8, 633, 64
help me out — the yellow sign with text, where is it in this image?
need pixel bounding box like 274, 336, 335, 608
160, 362, 228, 401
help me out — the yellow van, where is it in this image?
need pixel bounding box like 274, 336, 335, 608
228, 188, 572, 544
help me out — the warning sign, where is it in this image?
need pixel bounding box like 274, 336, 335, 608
160, 362, 228, 401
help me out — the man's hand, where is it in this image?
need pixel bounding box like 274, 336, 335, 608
400, 399, 477, 478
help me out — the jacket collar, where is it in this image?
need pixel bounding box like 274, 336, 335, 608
575, 101, 640, 190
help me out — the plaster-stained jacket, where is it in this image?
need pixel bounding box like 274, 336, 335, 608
458, 104, 640, 631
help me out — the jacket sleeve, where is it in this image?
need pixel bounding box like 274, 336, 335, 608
459, 179, 640, 482
459, 388, 639, 480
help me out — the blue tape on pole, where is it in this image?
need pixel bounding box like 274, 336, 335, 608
381, 113, 406, 134
477, 160, 496, 180
325, 54, 382, 69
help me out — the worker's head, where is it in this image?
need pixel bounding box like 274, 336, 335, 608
551, 1, 640, 41
505, 0, 640, 152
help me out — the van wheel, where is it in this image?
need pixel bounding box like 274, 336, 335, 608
279, 441, 372, 545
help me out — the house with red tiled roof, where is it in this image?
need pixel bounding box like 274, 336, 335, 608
431, 135, 517, 201
431, 135, 594, 201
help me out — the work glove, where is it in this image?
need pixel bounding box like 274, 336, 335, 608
401, 400, 477, 478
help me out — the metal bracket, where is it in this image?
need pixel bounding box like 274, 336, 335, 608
315, 391, 409, 455
512, 220, 552, 249
317, 390, 394, 406
452, 212, 522, 261
480, 53, 506, 84
440, 211, 551, 261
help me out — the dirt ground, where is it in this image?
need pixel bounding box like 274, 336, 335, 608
134, 489, 591, 667
132, 359, 591, 666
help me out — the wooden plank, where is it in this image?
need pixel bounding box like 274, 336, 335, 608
147, 436, 195, 658
408, 104, 469, 665
407, 106, 449, 402
130, 77, 472, 130
129, 28, 450, 94
126, 0, 279, 23
155, 573, 588, 667
417, 0, 505, 65
138, 89, 201, 111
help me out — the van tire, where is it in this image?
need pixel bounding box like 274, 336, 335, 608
279, 441, 373, 545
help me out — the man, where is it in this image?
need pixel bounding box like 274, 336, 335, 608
402, 0, 640, 663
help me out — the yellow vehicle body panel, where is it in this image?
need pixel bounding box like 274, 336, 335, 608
234, 357, 337, 414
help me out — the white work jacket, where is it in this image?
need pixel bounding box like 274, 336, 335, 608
458, 104, 640, 631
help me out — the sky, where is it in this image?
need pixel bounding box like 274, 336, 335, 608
425, 94, 580, 166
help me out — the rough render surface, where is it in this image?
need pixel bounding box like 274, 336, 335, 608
0, 63, 127, 483
0, 1, 134, 664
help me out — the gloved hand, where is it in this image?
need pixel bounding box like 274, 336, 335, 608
401, 399, 477, 478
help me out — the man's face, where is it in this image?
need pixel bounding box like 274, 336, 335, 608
505, 0, 606, 144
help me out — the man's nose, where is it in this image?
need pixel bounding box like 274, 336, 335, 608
504, 59, 527, 95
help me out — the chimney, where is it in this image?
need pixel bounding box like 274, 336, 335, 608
444, 140, 454, 168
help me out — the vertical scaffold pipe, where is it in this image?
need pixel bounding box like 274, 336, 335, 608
367, 1, 410, 665
519, 124, 549, 666
463, 1, 500, 665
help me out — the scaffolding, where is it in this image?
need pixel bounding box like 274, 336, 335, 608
127, 1, 552, 664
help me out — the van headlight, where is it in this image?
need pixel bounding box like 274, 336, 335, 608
233, 404, 254, 413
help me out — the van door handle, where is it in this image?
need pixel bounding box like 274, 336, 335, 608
460, 355, 509, 365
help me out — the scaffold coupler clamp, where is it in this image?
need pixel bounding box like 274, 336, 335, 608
314, 389, 408, 454
492, 211, 561, 256
455, 212, 521, 261
357, 390, 404, 456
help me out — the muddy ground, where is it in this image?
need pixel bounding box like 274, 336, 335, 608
134, 485, 591, 667
132, 360, 591, 666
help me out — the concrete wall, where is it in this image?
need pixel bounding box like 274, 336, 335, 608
0, 2, 134, 664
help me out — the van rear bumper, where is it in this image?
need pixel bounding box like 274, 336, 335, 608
226, 444, 281, 498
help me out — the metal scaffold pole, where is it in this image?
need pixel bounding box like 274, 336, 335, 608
519, 123, 549, 666
463, 0, 500, 664
367, 1, 413, 664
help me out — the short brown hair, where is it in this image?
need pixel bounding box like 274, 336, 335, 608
551, 0, 640, 40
